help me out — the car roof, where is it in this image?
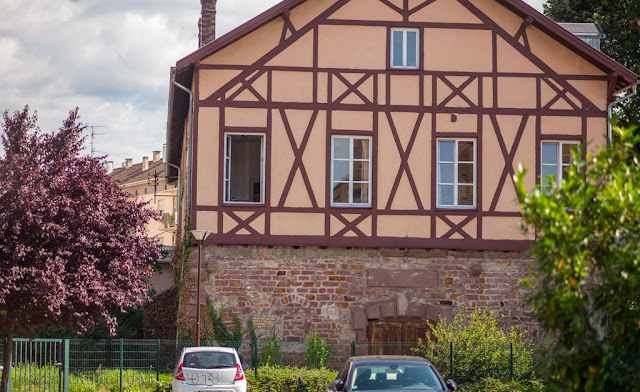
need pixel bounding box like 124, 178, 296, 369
349, 355, 431, 363
181, 347, 237, 354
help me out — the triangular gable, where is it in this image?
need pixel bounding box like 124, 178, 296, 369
176, 0, 635, 89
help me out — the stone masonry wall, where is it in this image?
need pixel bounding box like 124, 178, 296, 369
177, 245, 541, 342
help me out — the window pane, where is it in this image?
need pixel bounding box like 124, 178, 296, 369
333, 183, 349, 203
333, 160, 350, 182
458, 185, 474, 206
353, 161, 369, 181
353, 183, 369, 204
458, 141, 474, 162
438, 162, 454, 183
406, 31, 417, 67
354, 139, 370, 159
228, 135, 263, 202
438, 141, 454, 162
458, 163, 474, 184
438, 185, 454, 206
562, 143, 573, 164
541, 143, 558, 164
392, 31, 404, 67
541, 165, 557, 184
334, 138, 350, 159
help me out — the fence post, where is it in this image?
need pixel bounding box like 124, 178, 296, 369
63, 339, 69, 392
253, 339, 258, 378
120, 338, 124, 392
5, 338, 11, 392
156, 339, 160, 391
449, 341, 453, 380
510, 343, 514, 380
352, 341, 355, 357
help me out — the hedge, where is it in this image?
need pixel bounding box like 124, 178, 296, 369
458, 377, 544, 392
246, 366, 337, 392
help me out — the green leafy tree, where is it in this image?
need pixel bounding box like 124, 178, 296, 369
415, 308, 535, 385
514, 124, 640, 390
544, 0, 640, 126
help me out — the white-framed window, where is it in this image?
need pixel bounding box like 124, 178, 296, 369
331, 136, 372, 207
436, 139, 476, 208
391, 28, 419, 69
541, 141, 578, 188
158, 199, 165, 214
223, 133, 265, 203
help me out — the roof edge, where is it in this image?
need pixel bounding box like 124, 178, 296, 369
496, 0, 636, 90
176, 0, 307, 70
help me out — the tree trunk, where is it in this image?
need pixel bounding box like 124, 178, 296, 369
0, 317, 16, 392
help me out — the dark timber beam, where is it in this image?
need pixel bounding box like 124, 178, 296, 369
608, 72, 619, 101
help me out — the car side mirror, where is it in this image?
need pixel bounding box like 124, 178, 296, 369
335, 380, 345, 391
242, 363, 249, 371
445, 379, 457, 391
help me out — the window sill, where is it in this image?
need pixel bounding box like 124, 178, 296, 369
435, 206, 478, 212
330, 204, 372, 209
222, 202, 266, 207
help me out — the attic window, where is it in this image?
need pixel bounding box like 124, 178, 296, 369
391, 28, 419, 69
224, 133, 265, 204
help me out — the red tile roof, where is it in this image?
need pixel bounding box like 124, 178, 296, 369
110, 159, 166, 186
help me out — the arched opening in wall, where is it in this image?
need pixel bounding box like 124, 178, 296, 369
367, 317, 433, 355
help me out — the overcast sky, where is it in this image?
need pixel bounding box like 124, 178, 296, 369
0, 0, 545, 167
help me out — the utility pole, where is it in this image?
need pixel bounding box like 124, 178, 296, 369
86, 125, 107, 157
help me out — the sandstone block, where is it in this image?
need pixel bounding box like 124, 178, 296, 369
352, 308, 367, 329
368, 270, 438, 288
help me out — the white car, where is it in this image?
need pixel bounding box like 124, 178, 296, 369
172, 346, 248, 392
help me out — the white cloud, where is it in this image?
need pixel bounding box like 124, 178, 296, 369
0, 0, 200, 166
0, 0, 545, 166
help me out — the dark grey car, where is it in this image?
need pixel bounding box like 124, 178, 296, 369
327, 356, 456, 392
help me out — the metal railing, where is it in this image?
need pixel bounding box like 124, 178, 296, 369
0, 338, 540, 391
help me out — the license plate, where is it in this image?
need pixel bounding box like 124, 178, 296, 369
184, 371, 221, 385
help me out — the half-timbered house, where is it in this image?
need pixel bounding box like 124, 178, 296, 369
166, 0, 637, 344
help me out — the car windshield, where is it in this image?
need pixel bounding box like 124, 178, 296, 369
350, 363, 442, 391
183, 351, 236, 369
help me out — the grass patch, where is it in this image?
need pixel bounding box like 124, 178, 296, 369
6, 364, 173, 392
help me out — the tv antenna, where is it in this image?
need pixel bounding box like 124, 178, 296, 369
86, 125, 107, 157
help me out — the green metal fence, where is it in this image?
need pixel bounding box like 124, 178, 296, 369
6, 338, 66, 392
0, 339, 537, 391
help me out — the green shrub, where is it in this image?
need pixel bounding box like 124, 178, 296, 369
246, 366, 337, 392
458, 377, 544, 392
305, 332, 333, 368
415, 308, 535, 384
261, 330, 283, 366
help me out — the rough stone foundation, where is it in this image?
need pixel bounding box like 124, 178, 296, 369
177, 245, 540, 342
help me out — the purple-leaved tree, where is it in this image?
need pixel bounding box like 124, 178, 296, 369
0, 107, 160, 392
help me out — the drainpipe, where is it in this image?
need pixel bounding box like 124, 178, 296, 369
607, 81, 638, 144
171, 67, 194, 217
167, 162, 182, 244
